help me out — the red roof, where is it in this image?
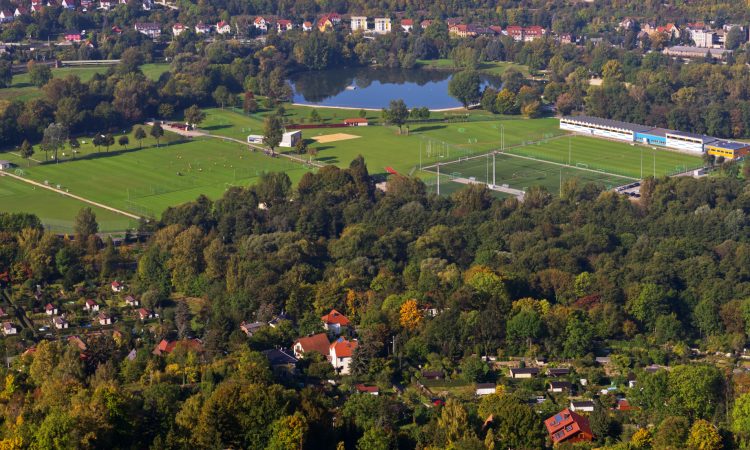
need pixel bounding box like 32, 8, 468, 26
544, 409, 593, 444
294, 333, 330, 355
344, 117, 368, 124
153, 338, 203, 356
330, 338, 358, 358
321, 309, 350, 327
45, 303, 55, 310
355, 384, 379, 393
217, 20, 228, 28
401, 19, 413, 26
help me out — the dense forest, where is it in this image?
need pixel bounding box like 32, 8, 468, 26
0, 160, 749, 448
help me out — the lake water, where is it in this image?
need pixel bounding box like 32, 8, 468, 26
289, 67, 500, 110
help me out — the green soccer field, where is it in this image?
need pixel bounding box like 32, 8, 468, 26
430, 152, 635, 195
0, 175, 137, 232
506, 135, 703, 179
1, 137, 312, 221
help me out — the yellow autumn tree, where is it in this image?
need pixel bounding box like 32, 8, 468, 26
400, 299, 423, 330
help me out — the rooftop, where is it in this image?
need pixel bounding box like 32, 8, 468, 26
709, 140, 749, 150
561, 115, 653, 133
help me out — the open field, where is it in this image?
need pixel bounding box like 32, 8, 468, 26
0, 175, 136, 232
506, 135, 703, 179
429, 152, 635, 195
1, 135, 312, 220
0, 63, 170, 102
416, 59, 531, 77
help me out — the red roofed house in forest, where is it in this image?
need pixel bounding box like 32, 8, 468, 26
293, 333, 330, 359
321, 309, 350, 335
329, 337, 358, 374
544, 409, 594, 445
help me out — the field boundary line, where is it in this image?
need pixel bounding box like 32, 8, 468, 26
498, 151, 640, 181
0, 171, 142, 220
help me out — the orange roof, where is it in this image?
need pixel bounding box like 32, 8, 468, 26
330, 338, 358, 357
321, 309, 350, 326
294, 333, 330, 355
355, 384, 379, 393
544, 409, 593, 444
344, 117, 368, 123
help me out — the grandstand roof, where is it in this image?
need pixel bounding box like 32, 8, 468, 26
560, 115, 653, 133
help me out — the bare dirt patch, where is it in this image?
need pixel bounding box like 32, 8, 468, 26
311, 133, 362, 144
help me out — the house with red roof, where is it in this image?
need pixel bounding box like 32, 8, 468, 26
63, 31, 82, 42
302, 21, 312, 31
523, 25, 546, 41
344, 117, 368, 126
293, 333, 330, 358
98, 312, 112, 325
277, 19, 292, 32
254, 16, 270, 31
329, 337, 358, 374
505, 25, 524, 41
45, 303, 58, 315
111, 280, 123, 292
152, 338, 203, 356
544, 409, 594, 445
194, 22, 210, 34
401, 19, 413, 32
420, 19, 432, 29
137, 308, 154, 320
172, 23, 186, 36
355, 384, 379, 395
321, 309, 350, 335
84, 299, 99, 312
216, 20, 231, 34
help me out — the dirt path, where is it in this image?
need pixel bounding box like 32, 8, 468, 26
0, 171, 142, 220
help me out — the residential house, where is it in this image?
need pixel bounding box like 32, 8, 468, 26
548, 381, 573, 393
152, 338, 203, 356
321, 309, 350, 335
172, 23, 186, 36
505, 25, 524, 41
61, 0, 75, 9
253, 16, 269, 31
617, 17, 636, 31
98, 0, 112, 9
350, 16, 367, 32
276, 19, 292, 32
45, 304, 58, 315
84, 299, 99, 312
111, 281, 123, 292
450, 24, 476, 38
489, 25, 503, 35
2, 322, 17, 336
216, 20, 231, 34
657, 23, 680, 39
64, 31, 83, 42
355, 384, 380, 395
31, 4, 43, 12
98, 312, 112, 325
374, 17, 391, 34
268, 313, 290, 328
111, 25, 122, 34
523, 26, 546, 42
135, 22, 161, 39
53, 316, 69, 329
421, 370, 444, 380
420, 19, 432, 29
80, 0, 92, 9
194, 22, 210, 34
545, 409, 594, 445
547, 367, 571, 377
317, 15, 335, 32
616, 398, 636, 411
559, 33, 573, 44
446, 18, 462, 27
262, 348, 298, 376
14, 7, 28, 17
595, 356, 611, 365
125, 295, 139, 307
137, 308, 153, 320
344, 118, 368, 126
570, 400, 595, 413
302, 21, 312, 31
509, 367, 539, 379
400, 19, 413, 32
292, 333, 330, 359
240, 320, 265, 336
329, 337, 358, 375
476, 383, 496, 396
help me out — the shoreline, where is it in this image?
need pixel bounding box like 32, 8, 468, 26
291, 103, 470, 113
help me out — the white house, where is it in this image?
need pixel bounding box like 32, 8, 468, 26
548, 381, 572, 393
400, 19, 413, 32
329, 337, 358, 375
302, 21, 313, 32
137, 308, 154, 321
277, 19, 292, 32
293, 333, 330, 359
2, 322, 17, 335
509, 367, 539, 379
350, 16, 367, 31
374, 17, 391, 34
98, 312, 112, 325
570, 401, 595, 413
45, 303, 58, 316
475, 383, 496, 396
172, 23, 186, 36
195, 22, 210, 34
0, 11, 12, 23
125, 295, 139, 307
134, 22, 161, 39
253, 16, 269, 32
61, 0, 75, 9
84, 299, 99, 312
216, 21, 231, 34
111, 281, 123, 292
0, 161, 11, 170
53, 316, 69, 329
280, 130, 302, 148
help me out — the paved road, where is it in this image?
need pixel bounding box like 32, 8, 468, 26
0, 171, 141, 220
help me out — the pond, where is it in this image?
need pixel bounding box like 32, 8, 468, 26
289, 67, 500, 110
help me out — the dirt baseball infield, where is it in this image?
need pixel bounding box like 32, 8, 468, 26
311, 133, 361, 143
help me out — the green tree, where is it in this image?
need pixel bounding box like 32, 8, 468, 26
0, 60, 11, 88
309, 109, 321, 123
357, 428, 396, 450
40, 123, 68, 163
118, 135, 129, 150
213, 86, 232, 109
506, 310, 544, 351
382, 99, 409, 134
668, 365, 723, 420
653, 416, 689, 449
495, 89, 517, 114
150, 122, 164, 147
103, 133, 115, 152
134, 127, 147, 149
263, 114, 284, 155
562, 310, 594, 358
686, 419, 722, 450
74, 207, 98, 243
158, 103, 175, 119
731, 392, 750, 449
589, 400, 613, 442
725, 26, 745, 50
184, 105, 206, 129
28, 61, 52, 87
459, 355, 489, 382
19, 140, 34, 166
438, 399, 469, 445
448, 71, 481, 108
267, 413, 308, 450
479, 395, 544, 449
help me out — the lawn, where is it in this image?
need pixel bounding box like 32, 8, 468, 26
1, 134, 312, 220
200, 107, 561, 176
0, 175, 136, 232
417, 59, 530, 77
432, 152, 634, 195
506, 135, 703, 179
0, 63, 170, 102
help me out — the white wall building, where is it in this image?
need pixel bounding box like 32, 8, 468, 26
374, 17, 391, 34
350, 16, 367, 31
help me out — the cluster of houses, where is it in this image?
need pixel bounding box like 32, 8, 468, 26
241, 308, 361, 376
0, 0, 152, 21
